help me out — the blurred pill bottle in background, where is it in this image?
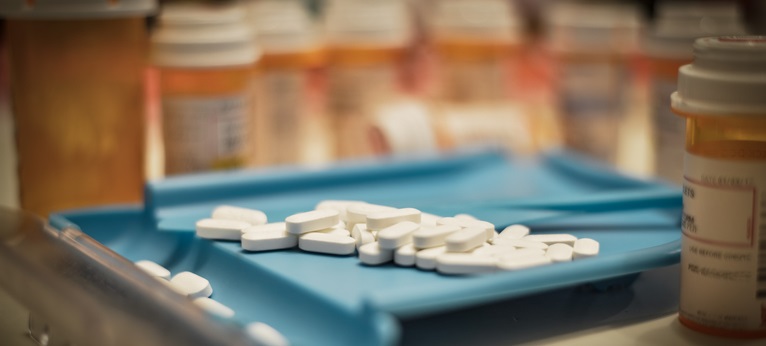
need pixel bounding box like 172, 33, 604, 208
544, 1, 642, 165
323, 0, 413, 159
245, 0, 329, 166
644, 1, 746, 184
151, 3, 259, 176
673, 36, 766, 338
1, 0, 155, 217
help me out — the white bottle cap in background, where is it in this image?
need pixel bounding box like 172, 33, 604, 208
152, 3, 260, 68
672, 36, 766, 116
323, 0, 413, 49
0, 0, 155, 18
246, 0, 321, 55
430, 0, 524, 44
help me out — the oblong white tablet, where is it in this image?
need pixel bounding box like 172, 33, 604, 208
317, 227, 351, 237
245, 322, 290, 346
436, 253, 497, 275
367, 208, 421, 231
454, 213, 477, 221
242, 230, 298, 252
412, 224, 461, 249
492, 237, 549, 249
573, 238, 600, 259
497, 248, 546, 261
358, 242, 394, 265
212, 205, 267, 226
377, 221, 420, 250
546, 243, 574, 262
298, 232, 355, 255
472, 244, 516, 258
170, 272, 213, 298
285, 209, 340, 235
416, 246, 447, 270
243, 222, 287, 234
437, 217, 495, 240
196, 218, 251, 240
420, 213, 442, 227
346, 203, 396, 224
445, 228, 486, 252
394, 244, 417, 266
499, 224, 530, 239
351, 224, 376, 248
135, 260, 171, 280
315, 200, 366, 222
193, 297, 235, 318
497, 255, 552, 271
524, 234, 578, 246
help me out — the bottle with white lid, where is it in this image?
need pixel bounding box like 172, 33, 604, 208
673, 36, 766, 338
1, 0, 155, 216
245, 0, 329, 166
152, 3, 260, 175
544, 1, 642, 164
645, 1, 747, 184
323, 0, 413, 158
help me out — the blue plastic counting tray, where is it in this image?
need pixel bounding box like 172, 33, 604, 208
51, 150, 682, 346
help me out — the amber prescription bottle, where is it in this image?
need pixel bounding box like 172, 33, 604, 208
1, 0, 155, 217
673, 36, 766, 338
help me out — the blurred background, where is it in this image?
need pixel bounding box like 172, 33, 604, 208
1, 0, 765, 217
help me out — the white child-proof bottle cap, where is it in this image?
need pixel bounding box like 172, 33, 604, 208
430, 0, 524, 44
152, 3, 260, 68
671, 36, 766, 116
323, 0, 413, 49
0, 0, 155, 17
246, 0, 321, 55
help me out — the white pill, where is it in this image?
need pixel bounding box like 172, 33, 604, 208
196, 218, 251, 240
245, 322, 290, 346
436, 253, 497, 275
438, 217, 495, 240
298, 232, 355, 255
346, 203, 396, 225
351, 224, 375, 248
317, 227, 351, 237
523, 234, 578, 246
242, 230, 297, 252
358, 242, 394, 265
416, 246, 447, 270
491, 237, 549, 249
454, 213, 477, 221
285, 209, 340, 235
394, 244, 417, 266
420, 213, 442, 227
498, 248, 546, 261
366, 208, 421, 231
212, 205, 267, 225
412, 224, 461, 249
335, 220, 346, 230
573, 238, 600, 259
315, 200, 366, 222
546, 243, 574, 262
193, 297, 235, 318
135, 260, 171, 280
499, 224, 530, 239
445, 228, 487, 252
170, 272, 213, 298
244, 222, 287, 234
497, 255, 552, 271
377, 221, 420, 250
472, 244, 516, 258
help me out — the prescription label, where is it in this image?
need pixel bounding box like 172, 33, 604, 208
162, 95, 251, 174
651, 77, 685, 184
680, 153, 766, 331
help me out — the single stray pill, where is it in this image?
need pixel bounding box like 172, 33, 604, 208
445, 228, 486, 252
245, 322, 290, 346
135, 260, 171, 280
491, 238, 548, 249
497, 255, 552, 271
212, 205, 267, 225
242, 230, 298, 251
196, 218, 251, 240
546, 243, 574, 262
377, 221, 420, 250
298, 232, 355, 255
193, 297, 235, 318
170, 271, 213, 298
285, 209, 340, 235
523, 234, 577, 246
412, 224, 461, 249
351, 224, 375, 248
358, 242, 394, 265
415, 246, 447, 270
366, 208, 421, 231
573, 238, 600, 259
499, 224, 530, 239
436, 253, 497, 275
394, 244, 417, 266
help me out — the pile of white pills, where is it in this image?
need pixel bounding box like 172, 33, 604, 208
196, 201, 600, 275
134, 260, 289, 346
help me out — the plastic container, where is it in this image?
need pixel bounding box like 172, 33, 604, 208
671, 36, 766, 338
0, 0, 155, 217
645, 1, 746, 184
151, 3, 259, 175
245, 0, 329, 166
323, 0, 413, 158
545, 1, 642, 164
